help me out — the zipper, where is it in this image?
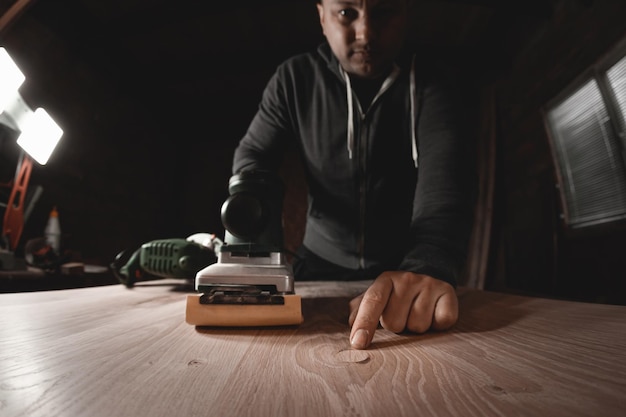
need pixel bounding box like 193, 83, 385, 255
351, 65, 401, 269
358, 112, 367, 269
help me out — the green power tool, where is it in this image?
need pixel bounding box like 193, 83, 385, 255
111, 233, 222, 288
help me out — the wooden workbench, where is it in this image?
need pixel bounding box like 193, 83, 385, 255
1, 279, 625, 417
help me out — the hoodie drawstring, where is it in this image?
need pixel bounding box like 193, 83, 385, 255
410, 54, 419, 168
341, 58, 418, 167
343, 68, 355, 160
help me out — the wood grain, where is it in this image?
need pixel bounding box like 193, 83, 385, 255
1, 280, 625, 417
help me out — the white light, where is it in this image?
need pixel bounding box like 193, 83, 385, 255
17, 108, 63, 165
0, 47, 26, 114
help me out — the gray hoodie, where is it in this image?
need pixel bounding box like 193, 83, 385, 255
233, 43, 475, 286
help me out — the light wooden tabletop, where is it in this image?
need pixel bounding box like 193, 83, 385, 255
1, 279, 625, 417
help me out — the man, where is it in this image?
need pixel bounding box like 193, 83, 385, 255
232, 0, 476, 349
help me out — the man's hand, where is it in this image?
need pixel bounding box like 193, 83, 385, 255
348, 271, 458, 349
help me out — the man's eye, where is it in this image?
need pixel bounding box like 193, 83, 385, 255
338, 9, 358, 20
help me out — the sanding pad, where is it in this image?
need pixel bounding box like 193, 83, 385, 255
185, 294, 303, 327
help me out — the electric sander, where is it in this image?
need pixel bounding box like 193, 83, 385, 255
185, 170, 303, 327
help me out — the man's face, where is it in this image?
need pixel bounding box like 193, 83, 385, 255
317, 0, 408, 79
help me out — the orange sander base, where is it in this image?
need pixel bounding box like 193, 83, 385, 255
185, 294, 303, 327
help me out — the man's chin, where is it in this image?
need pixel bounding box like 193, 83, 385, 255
348, 64, 387, 80
346, 54, 394, 77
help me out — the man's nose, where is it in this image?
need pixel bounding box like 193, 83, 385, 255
354, 14, 374, 42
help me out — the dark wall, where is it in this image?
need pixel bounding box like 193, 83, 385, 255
490, 0, 626, 304
1, 1, 322, 264
2, 15, 192, 262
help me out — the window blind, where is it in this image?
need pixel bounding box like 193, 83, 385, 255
547, 76, 626, 228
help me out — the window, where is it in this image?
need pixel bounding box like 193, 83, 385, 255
545, 47, 626, 229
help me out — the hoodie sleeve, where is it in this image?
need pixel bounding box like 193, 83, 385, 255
233, 66, 293, 174
398, 72, 477, 287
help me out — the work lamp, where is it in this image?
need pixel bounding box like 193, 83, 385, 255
1, 45, 63, 262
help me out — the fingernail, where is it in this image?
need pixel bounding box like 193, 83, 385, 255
351, 329, 369, 349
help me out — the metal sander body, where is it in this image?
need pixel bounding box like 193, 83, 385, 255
186, 171, 303, 327
196, 251, 293, 295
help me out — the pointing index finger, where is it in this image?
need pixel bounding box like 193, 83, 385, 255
350, 274, 393, 349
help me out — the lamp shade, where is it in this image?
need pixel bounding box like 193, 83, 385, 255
16, 108, 63, 165
0, 47, 25, 114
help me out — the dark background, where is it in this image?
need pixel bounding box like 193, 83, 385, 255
1, 0, 626, 303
